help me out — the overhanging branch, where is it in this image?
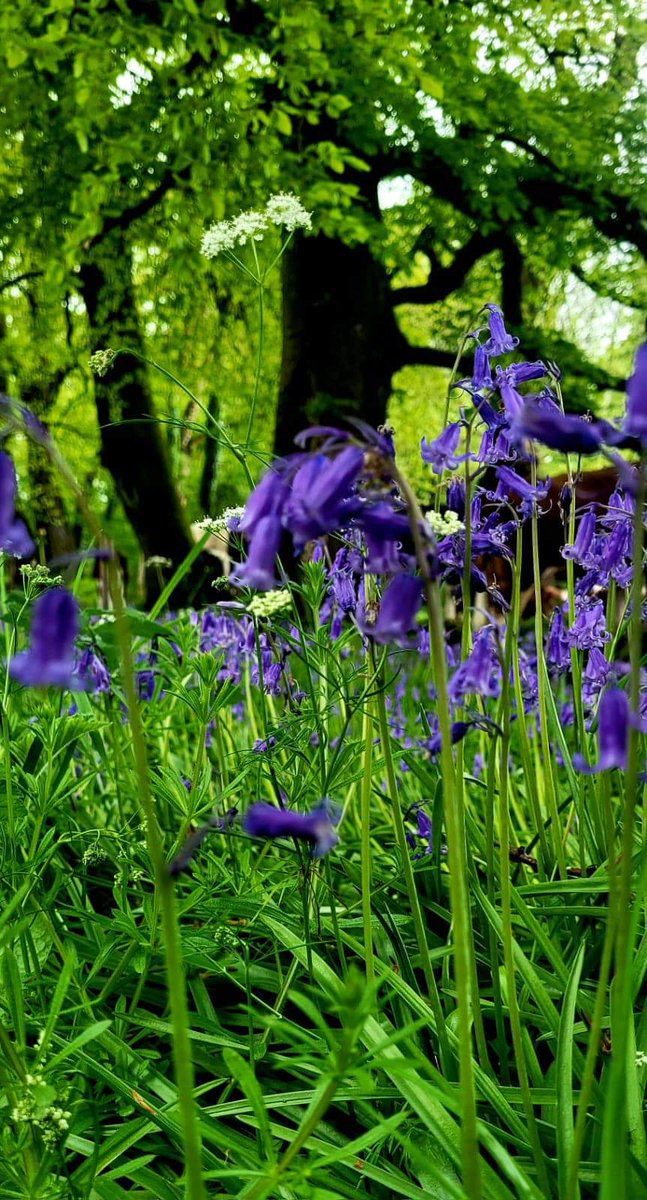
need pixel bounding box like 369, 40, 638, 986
392, 231, 500, 306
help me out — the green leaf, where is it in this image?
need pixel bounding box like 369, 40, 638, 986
223, 1048, 276, 1164
557, 942, 585, 1199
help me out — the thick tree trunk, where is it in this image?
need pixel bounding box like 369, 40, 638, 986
274, 234, 407, 458
80, 230, 216, 606
22, 378, 76, 562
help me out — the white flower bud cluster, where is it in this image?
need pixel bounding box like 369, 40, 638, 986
425, 510, 465, 538
11, 1071, 71, 1147
201, 192, 312, 259
89, 348, 116, 377
636, 1050, 647, 1068
195, 507, 244, 538
19, 564, 64, 589
247, 589, 293, 618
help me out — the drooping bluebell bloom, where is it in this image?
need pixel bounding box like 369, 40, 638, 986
561, 509, 598, 567
582, 647, 612, 707
491, 465, 551, 518
566, 599, 611, 651
230, 515, 284, 591
573, 688, 631, 774
472, 343, 494, 390
238, 463, 292, 537
446, 478, 466, 519
511, 403, 604, 454
406, 806, 435, 857
365, 573, 423, 645
494, 362, 546, 423
421, 422, 467, 474
0, 452, 35, 559
243, 800, 340, 858
76, 648, 111, 693
285, 446, 364, 548
449, 627, 501, 701
623, 342, 647, 442
9, 587, 81, 689
482, 304, 519, 356
546, 607, 570, 674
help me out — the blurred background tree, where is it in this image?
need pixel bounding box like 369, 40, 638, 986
0, 0, 644, 598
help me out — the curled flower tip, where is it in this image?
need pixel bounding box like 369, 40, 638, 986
243, 800, 341, 858
9, 587, 82, 689
89, 348, 117, 377
573, 687, 631, 774
0, 451, 36, 559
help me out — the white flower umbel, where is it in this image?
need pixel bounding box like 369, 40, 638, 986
265, 192, 312, 232
426, 510, 465, 538
248, 589, 293, 619
196, 507, 244, 538
201, 193, 311, 260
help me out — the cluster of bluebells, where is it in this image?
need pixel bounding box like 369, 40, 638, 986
2, 306, 646, 872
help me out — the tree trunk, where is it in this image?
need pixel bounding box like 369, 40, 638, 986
22, 378, 76, 563
274, 233, 407, 458
80, 230, 217, 606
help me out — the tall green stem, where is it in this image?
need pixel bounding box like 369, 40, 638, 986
393, 466, 481, 1199
599, 461, 646, 1198
245, 246, 265, 448
35, 439, 207, 1200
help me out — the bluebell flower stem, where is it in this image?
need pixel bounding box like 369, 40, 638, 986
28, 438, 206, 1200
107, 559, 207, 1200
497, 581, 552, 1195
360, 692, 375, 984
244, 247, 265, 450
392, 466, 481, 1198
599, 460, 646, 1197
530, 460, 567, 877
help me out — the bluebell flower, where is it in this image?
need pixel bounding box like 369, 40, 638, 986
243, 800, 340, 858
491, 466, 551, 518
421, 423, 468, 474
573, 688, 631, 774
482, 305, 519, 355
511, 403, 604, 454
285, 446, 364, 548
582, 647, 612, 706
561, 510, 598, 567
0, 452, 35, 559
406, 806, 435, 857
447, 478, 466, 519
76, 648, 111, 693
449, 627, 501, 701
566, 599, 611, 651
471, 343, 494, 390
230, 515, 284, 591
546, 607, 570, 673
364, 574, 423, 645
623, 342, 647, 442
9, 588, 82, 689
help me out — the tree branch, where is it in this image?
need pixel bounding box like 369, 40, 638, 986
0, 270, 44, 294
570, 263, 645, 311
392, 231, 500, 306
83, 166, 192, 250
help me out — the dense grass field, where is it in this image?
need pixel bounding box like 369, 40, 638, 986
1, 307, 646, 1200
